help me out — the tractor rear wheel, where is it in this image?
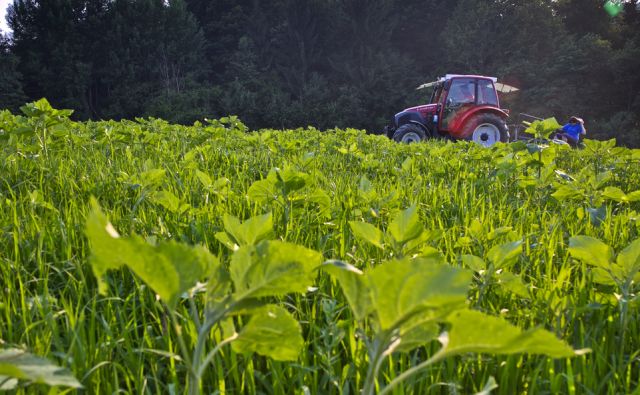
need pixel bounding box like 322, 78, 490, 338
392, 123, 427, 143
462, 113, 509, 147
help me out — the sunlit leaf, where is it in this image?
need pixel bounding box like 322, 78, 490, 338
195, 169, 212, 187
86, 199, 216, 306
439, 309, 580, 358
388, 205, 424, 245
223, 213, 274, 247
349, 221, 384, 249
150, 190, 189, 214
367, 258, 471, 330
487, 241, 522, 269
617, 238, 640, 278
232, 305, 303, 361
495, 271, 529, 298
551, 185, 584, 201
230, 241, 322, 300
461, 255, 486, 272
247, 178, 278, 204
569, 236, 614, 269
602, 187, 627, 203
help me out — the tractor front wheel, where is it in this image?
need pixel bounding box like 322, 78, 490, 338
463, 114, 509, 147
392, 124, 427, 143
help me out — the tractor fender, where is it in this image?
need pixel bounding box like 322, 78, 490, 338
408, 120, 431, 135
450, 106, 509, 139
394, 111, 433, 134
395, 110, 425, 128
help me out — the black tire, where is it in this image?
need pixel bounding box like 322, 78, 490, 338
462, 113, 509, 147
392, 123, 427, 143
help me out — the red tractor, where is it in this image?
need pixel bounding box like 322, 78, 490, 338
384, 74, 518, 146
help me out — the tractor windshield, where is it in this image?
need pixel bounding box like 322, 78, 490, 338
447, 78, 476, 105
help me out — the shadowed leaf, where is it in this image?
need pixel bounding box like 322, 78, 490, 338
0, 349, 82, 389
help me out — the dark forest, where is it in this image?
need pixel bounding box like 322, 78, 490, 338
1, 0, 639, 146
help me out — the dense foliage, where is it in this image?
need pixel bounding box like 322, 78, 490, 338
0, 100, 639, 393
1, 0, 640, 146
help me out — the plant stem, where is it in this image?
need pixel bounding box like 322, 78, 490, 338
197, 333, 239, 378
362, 332, 393, 395
189, 305, 231, 395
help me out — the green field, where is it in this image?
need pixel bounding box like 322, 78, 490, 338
1, 100, 639, 394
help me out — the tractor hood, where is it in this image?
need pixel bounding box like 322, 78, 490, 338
403, 104, 438, 115
393, 104, 438, 129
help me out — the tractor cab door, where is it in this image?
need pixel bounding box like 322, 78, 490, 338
439, 78, 476, 132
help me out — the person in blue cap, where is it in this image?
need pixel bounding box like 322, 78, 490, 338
555, 116, 586, 146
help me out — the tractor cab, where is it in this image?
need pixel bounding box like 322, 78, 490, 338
386, 74, 517, 146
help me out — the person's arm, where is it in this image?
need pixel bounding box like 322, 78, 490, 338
578, 120, 586, 135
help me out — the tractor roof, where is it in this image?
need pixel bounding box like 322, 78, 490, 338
443, 74, 497, 82
416, 74, 519, 93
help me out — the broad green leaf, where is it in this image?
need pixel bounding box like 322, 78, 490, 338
420, 246, 445, 262
269, 167, 310, 194
495, 271, 529, 298
617, 238, 640, 278
213, 177, 231, 190
395, 321, 439, 353
401, 157, 414, 172
388, 205, 424, 245
438, 309, 579, 358
593, 171, 612, 190
0, 349, 82, 389
540, 117, 561, 138
247, 178, 278, 204
569, 236, 614, 269
215, 231, 238, 251
150, 190, 189, 214
349, 221, 384, 249
86, 199, 216, 306
551, 185, 584, 201
455, 236, 474, 248
232, 305, 303, 361
468, 219, 485, 240
136, 168, 166, 188
487, 227, 514, 242
461, 255, 486, 272
627, 191, 640, 202
223, 213, 274, 247
602, 187, 627, 203
367, 258, 471, 330
195, 169, 212, 187
591, 267, 618, 286
403, 229, 443, 254
487, 241, 522, 269
230, 241, 322, 300
307, 188, 331, 215
322, 260, 372, 321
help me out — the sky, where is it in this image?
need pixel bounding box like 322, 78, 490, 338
0, 0, 10, 33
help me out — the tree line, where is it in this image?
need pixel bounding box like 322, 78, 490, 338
1, 0, 639, 146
